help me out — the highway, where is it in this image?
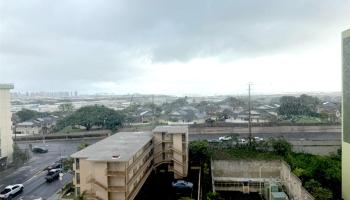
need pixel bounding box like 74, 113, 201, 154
0, 131, 340, 199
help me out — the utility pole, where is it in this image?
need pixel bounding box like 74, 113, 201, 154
248, 83, 252, 145
152, 95, 155, 125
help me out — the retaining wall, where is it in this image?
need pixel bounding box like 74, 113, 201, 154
212, 160, 314, 200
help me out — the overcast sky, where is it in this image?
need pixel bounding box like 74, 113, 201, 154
0, 0, 349, 96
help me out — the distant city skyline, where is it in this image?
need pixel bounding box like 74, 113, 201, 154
1, 1, 349, 95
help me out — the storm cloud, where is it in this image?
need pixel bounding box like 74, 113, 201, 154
0, 0, 349, 94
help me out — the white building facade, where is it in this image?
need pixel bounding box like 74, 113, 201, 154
0, 84, 14, 162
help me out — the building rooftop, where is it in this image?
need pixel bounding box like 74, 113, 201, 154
153, 125, 188, 134
17, 121, 37, 126
0, 84, 14, 89
71, 131, 153, 162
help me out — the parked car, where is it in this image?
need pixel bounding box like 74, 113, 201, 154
0, 184, 24, 199
32, 146, 48, 153
45, 169, 61, 182
254, 136, 264, 142
172, 180, 193, 190
237, 138, 247, 144
219, 135, 232, 141
47, 162, 62, 171
207, 139, 221, 143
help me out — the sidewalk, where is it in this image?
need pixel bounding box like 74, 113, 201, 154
47, 192, 61, 200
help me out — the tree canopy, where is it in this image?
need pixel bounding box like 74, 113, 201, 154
16, 109, 49, 122
278, 94, 320, 117
56, 105, 125, 131
58, 103, 74, 114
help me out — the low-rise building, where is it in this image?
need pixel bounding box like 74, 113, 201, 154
14, 116, 57, 135
71, 125, 188, 200
15, 121, 41, 135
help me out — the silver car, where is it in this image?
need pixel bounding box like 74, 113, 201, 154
0, 184, 24, 199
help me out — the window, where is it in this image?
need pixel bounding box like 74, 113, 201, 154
76, 187, 80, 196
75, 159, 80, 169
182, 134, 186, 141
76, 173, 80, 184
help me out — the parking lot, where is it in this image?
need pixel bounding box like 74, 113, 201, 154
135, 168, 198, 200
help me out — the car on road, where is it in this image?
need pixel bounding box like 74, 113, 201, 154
207, 139, 221, 143
0, 184, 24, 199
45, 169, 61, 182
46, 162, 62, 171
254, 136, 264, 142
172, 180, 193, 190
32, 146, 48, 153
219, 136, 232, 141
237, 138, 247, 144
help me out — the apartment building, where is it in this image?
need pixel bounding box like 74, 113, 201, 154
0, 84, 14, 163
342, 28, 350, 200
71, 126, 188, 200
153, 126, 188, 179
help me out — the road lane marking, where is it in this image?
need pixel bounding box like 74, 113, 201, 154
23, 171, 46, 184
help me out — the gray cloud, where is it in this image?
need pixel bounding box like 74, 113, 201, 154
0, 0, 349, 93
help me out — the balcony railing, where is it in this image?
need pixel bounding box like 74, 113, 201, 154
128, 145, 153, 170
127, 156, 153, 184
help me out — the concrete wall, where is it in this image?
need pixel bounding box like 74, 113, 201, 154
212, 160, 314, 200
212, 160, 281, 178
190, 125, 340, 135
280, 161, 314, 200
0, 85, 14, 161
289, 140, 340, 155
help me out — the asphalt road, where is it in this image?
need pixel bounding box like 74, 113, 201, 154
0, 131, 340, 199
0, 139, 99, 200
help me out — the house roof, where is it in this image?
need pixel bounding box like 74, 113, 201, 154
17, 121, 36, 126
71, 131, 153, 162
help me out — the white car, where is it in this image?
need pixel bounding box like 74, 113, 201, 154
219, 136, 232, 141
0, 184, 24, 199
254, 136, 264, 142
237, 138, 247, 144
